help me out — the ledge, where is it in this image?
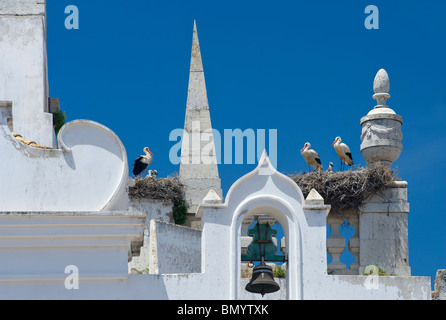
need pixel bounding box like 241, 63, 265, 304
0, 0, 46, 16
0, 273, 129, 282
360, 113, 403, 125
0, 211, 146, 255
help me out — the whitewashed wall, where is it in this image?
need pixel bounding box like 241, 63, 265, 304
128, 199, 174, 272
0, 105, 129, 212
0, 0, 54, 148
149, 220, 201, 274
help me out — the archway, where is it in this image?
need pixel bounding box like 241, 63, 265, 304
240, 214, 286, 297
230, 195, 303, 300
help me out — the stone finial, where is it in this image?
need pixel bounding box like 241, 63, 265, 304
372, 69, 391, 107
202, 189, 222, 205
360, 69, 403, 165
373, 69, 390, 93
305, 188, 324, 205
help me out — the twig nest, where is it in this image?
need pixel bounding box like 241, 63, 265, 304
288, 162, 395, 213
128, 174, 184, 205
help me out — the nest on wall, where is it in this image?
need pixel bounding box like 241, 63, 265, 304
128, 174, 185, 205
287, 162, 395, 213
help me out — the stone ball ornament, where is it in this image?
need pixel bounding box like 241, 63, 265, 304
360, 69, 403, 165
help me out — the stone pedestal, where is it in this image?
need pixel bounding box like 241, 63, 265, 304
359, 182, 411, 276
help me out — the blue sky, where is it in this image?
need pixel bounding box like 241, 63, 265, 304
46, 1, 445, 289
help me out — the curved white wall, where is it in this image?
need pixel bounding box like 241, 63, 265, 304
0, 105, 129, 211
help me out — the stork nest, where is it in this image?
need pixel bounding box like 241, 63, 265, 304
128, 174, 185, 205
287, 162, 396, 213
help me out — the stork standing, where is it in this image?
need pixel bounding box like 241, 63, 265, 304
301, 142, 323, 172
332, 136, 353, 171
327, 162, 334, 173
132, 147, 153, 177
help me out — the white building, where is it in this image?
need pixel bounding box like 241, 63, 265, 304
0, 0, 443, 300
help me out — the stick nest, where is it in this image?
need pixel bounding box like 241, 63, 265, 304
287, 162, 396, 213
128, 174, 185, 205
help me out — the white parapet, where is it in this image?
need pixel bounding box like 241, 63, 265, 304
149, 220, 201, 274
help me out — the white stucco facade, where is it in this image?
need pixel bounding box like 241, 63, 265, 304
0, 0, 438, 301
0, 152, 431, 300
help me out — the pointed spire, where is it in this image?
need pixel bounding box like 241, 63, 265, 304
190, 20, 204, 72
186, 20, 209, 110
180, 20, 222, 218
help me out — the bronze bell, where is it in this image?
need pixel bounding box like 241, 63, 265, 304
245, 260, 280, 297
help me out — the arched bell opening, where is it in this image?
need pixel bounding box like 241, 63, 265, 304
240, 215, 286, 297
231, 197, 303, 300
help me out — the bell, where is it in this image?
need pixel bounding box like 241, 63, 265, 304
245, 261, 280, 297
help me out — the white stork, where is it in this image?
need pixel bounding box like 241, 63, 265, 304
301, 142, 323, 172
148, 170, 158, 178
327, 162, 334, 173
132, 147, 153, 177
332, 136, 353, 171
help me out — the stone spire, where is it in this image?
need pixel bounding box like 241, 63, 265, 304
179, 21, 222, 225
186, 20, 209, 110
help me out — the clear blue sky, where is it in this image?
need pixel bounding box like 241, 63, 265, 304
46, 0, 445, 289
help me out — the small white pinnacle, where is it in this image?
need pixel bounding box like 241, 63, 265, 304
202, 189, 222, 204
305, 188, 324, 205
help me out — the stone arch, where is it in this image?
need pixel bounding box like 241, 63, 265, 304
230, 195, 305, 299
197, 150, 309, 299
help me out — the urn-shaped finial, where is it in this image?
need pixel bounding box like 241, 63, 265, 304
360, 69, 403, 165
